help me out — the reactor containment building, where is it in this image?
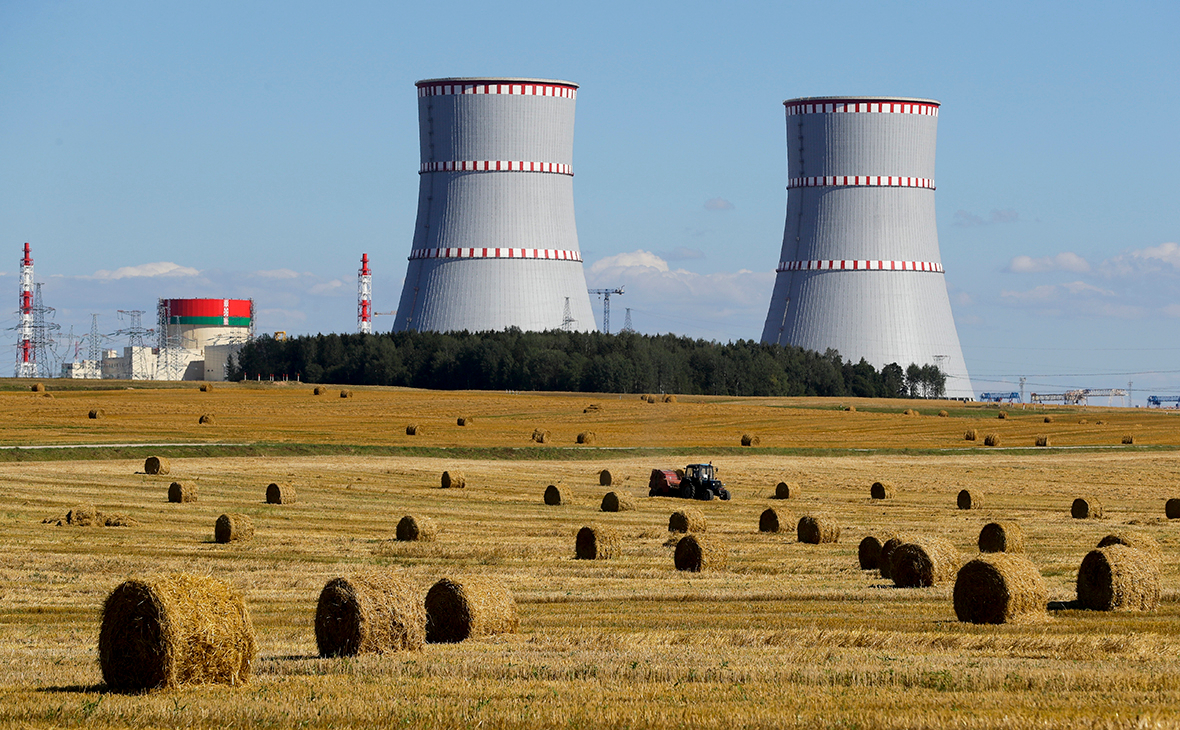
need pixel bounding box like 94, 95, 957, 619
761, 96, 974, 399
393, 77, 597, 333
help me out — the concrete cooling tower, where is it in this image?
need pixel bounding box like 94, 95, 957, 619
394, 77, 597, 333
761, 96, 974, 399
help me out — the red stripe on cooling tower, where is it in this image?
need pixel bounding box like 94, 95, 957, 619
417, 82, 577, 99
776, 260, 944, 274
784, 99, 939, 116
419, 161, 573, 176
408, 248, 583, 262
163, 298, 252, 318
787, 176, 934, 190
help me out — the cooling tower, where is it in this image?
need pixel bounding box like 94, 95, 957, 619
393, 77, 597, 333
761, 96, 974, 399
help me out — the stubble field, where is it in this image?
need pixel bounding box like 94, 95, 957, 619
3, 381, 1180, 728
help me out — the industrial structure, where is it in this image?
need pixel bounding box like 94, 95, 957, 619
15, 243, 35, 377
1031, 388, 1129, 408
761, 97, 974, 399
358, 253, 372, 334
393, 77, 597, 333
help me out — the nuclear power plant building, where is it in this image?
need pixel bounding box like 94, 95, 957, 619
761, 96, 974, 399
393, 77, 598, 333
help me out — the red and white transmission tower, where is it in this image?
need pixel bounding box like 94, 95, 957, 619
358, 253, 372, 334
15, 242, 35, 377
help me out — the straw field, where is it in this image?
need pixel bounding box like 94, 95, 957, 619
4, 382, 1180, 727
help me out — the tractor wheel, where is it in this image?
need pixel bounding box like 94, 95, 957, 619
699, 489, 714, 501
719, 488, 731, 501
679, 482, 695, 500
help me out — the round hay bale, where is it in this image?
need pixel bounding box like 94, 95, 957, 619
870, 481, 895, 500
774, 481, 795, 499
1043, 415, 1053, 423
99, 573, 255, 691
88, 408, 105, 419
1078, 418, 1088, 424
199, 383, 213, 392
214, 513, 254, 543
1096, 420, 1106, 425
1097, 533, 1162, 566
673, 534, 727, 572
668, 507, 706, 533
315, 573, 425, 657
903, 409, 918, 416
759, 507, 792, 533
878, 533, 918, 579
575, 524, 621, 560
30, 382, 45, 392
40, 392, 54, 399
640, 394, 650, 402
440, 471, 465, 489
266, 482, 295, 504
596, 469, 613, 487
457, 416, 471, 426
144, 456, 171, 475
858, 535, 884, 570
583, 403, 601, 413
978, 521, 1025, 553
168, 482, 196, 503
845, 405, 856, 412
340, 389, 353, 398
964, 429, 977, 441
740, 433, 760, 447
424, 577, 519, 643
998, 411, 1008, 419
1035, 435, 1050, 447
543, 484, 562, 506
313, 386, 327, 395
983, 433, 1002, 447
1077, 544, 1160, 611
531, 428, 551, 444
953, 554, 1048, 624
576, 431, 596, 445
1122, 435, 1135, 445
198, 413, 216, 425
406, 424, 420, 436
663, 394, 677, 403
1071, 497, 1103, 519
66, 504, 99, 526
891, 537, 962, 588
1166, 498, 1180, 520
938, 410, 949, 417
957, 489, 982, 510
395, 515, 437, 542
600, 491, 635, 512
797, 515, 840, 544
645, 395, 657, 404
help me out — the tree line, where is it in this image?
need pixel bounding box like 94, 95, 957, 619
230, 329, 947, 399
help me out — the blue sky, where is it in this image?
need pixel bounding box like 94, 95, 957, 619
1, 1, 1178, 401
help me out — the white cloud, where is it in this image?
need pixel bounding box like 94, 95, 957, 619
1007, 252, 1091, 274
589, 250, 669, 274
309, 279, 346, 295
87, 261, 201, 280
704, 197, 734, 211
1100, 242, 1180, 276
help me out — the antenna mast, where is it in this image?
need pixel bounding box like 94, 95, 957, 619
358, 253, 372, 334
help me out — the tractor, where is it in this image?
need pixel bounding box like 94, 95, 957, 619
648, 463, 730, 500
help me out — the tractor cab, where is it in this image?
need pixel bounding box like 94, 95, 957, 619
684, 463, 715, 482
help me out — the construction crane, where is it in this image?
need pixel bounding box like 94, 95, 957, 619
979, 392, 1019, 403
1031, 388, 1128, 407
588, 286, 624, 334
1148, 396, 1180, 408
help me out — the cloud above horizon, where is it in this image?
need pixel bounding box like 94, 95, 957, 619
1007, 252, 1091, 274
86, 261, 201, 280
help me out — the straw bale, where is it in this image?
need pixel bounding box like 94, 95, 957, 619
30, 383, 45, 392
40, 392, 53, 398
759, 507, 793, 533
440, 471, 465, 489
891, 537, 962, 588
600, 491, 635, 512
957, 489, 982, 510
964, 429, 977, 441
266, 482, 295, 504
674, 534, 727, 572
845, 405, 856, 412
315, 573, 425, 657
1035, 435, 1050, 447
669, 507, 706, 533
1071, 497, 1103, 519
575, 524, 621, 560
406, 424, 420, 435
99, 573, 255, 692
396, 515, 437, 542
542, 484, 563, 505
199, 383, 213, 392
1076, 545, 1160, 611
576, 431, 596, 444
198, 413, 215, 425
583, 403, 601, 413
1166, 498, 1180, 519
953, 554, 1048, 624
67, 504, 99, 526
457, 416, 471, 426
774, 481, 795, 499
313, 386, 327, 395
640, 394, 650, 402
101, 512, 139, 527
424, 577, 519, 643
1097, 532, 1162, 566
168, 482, 197, 503
983, 433, 1002, 447
1122, 435, 1135, 445
88, 408, 105, 419
531, 428, 551, 444
1096, 420, 1106, 425
978, 521, 1025, 553
663, 394, 677, 403
1043, 415, 1053, 423
340, 389, 353, 398
797, 514, 840, 544
740, 433, 760, 447
645, 395, 657, 404
144, 456, 171, 475
598, 469, 612, 486
870, 481, 895, 499
47, 505, 139, 528
878, 533, 918, 579
858, 535, 885, 569
903, 409, 918, 416
998, 411, 1008, 419
938, 410, 949, 417
214, 513, 254, 543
